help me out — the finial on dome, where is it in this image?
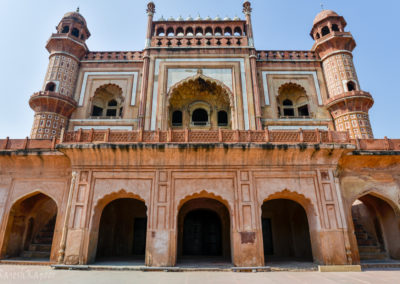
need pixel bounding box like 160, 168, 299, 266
320, 3, 325, 10
146, 2, 156, 15
76, 7, 80, 13
243, 1, 252, 15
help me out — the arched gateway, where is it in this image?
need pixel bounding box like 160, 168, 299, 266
351, 193, 400, 262
94, 198, 147, 264
177, 198, 231, 266
261, 199, 313, 264
1, 192, 58, 261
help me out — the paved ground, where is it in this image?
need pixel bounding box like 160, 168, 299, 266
0, 265, 400, 284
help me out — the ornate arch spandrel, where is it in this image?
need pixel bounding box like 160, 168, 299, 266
167, 73, 235, 109
176, 190, 232, 214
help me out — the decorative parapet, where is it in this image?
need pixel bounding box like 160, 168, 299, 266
0, 137, 56, 151
356, 137, 400, 151
82, 51, 144, 62
150, 36, 248, 48
1, 132, 399, 151
256, 50, 319, 61
61, 129, 351, 144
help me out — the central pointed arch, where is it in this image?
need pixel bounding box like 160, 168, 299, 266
163, 73, 237, 130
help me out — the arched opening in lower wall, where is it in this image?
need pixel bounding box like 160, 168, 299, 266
261, 199, 313, 265
1, 193, 57, 261
95, 198, 147, 265
177, 198, 231, 266
351, 194, 400, 262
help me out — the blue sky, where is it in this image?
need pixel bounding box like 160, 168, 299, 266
0, 0, 399, 138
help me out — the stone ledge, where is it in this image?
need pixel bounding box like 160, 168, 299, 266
318, 265, 361, 272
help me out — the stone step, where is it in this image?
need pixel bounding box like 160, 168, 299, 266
34, 237, 53, 244
29, 243, 52, 252
37, 231, 54, 238
360, 252, 387, 260
21, 250, 50, 259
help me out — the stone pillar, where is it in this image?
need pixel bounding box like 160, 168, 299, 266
232, 170, 264, 267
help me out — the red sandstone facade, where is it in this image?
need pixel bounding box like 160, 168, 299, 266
0, 2, 399, 268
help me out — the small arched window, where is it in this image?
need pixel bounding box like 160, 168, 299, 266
205, 27, 213, 36
186, 27, 194, 36
172, 110, 183, 126
192, 108, 208, 125
156, 27, 165, 36
176, 27, 184, 36
316, 33, 320, 39
332, 24, 339, 32
195, 27, 203, 36
347, 81, 356, 92
321, 26, 330, 36
224, 27, 232, 36
234, 27, 242, 36
166, 27, 174, 36
214, 27, 222, 36
218, 111, 228, 126
45, 82, 56, 92
71, 28, 80, 38
61, 26, 69, 33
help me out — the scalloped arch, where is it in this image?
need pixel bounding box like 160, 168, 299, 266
167, 73, 234, 109
177, 190, 232, 213
262, 189, 316, 217
92, 83, 124, 100
277, 82, 307, 96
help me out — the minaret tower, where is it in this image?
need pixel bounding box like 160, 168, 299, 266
29, 9, 90, 139
311, 10, 374, 139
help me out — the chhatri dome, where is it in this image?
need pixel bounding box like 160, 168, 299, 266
313, 9, 339, 25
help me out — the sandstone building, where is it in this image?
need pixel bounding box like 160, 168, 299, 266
0, 2, 399, 268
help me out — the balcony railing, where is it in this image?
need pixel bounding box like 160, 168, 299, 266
60, 128, 352, 144
1, 133, 399, 151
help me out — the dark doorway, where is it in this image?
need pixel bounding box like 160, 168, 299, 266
177, 198, 231, 265
183, 210, 222, 256
262, 218, 273, 255
96, 198, 147, 263
261, 199, 313, 263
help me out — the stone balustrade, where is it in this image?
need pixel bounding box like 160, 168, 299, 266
150, 36, 248, 48
0, 137, 56, 150
83, 51, 143, 61
61, 129, 351, 144
256, 50, 319, 61
1, 131, 399, 151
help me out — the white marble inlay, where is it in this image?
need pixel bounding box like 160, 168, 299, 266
73, 125, 133, 130
78, 71, 139, 106
151, 58, 249, 130
167, 68, 233, 92
262, 71, 323, 106
267, 125, 328, 130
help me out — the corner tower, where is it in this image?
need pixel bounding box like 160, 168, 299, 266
29, 9, 90, 139
311, 10, 374, 139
